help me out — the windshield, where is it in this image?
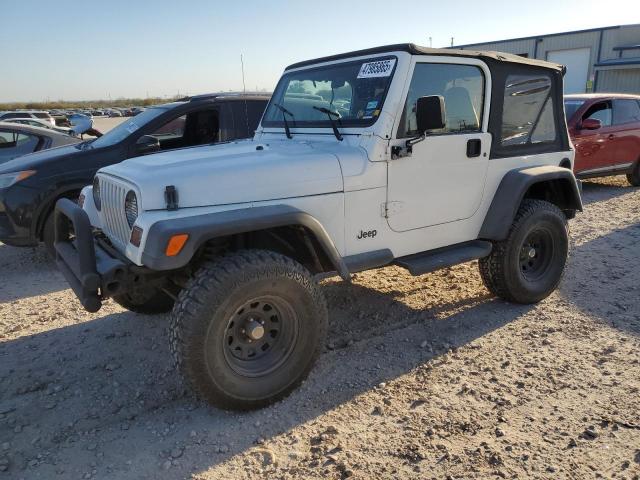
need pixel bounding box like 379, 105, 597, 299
262, 56, 397, 130
90, 107, 168, 148
564, 99, 585, 121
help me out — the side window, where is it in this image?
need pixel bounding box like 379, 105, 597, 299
227, 101, 267, 139
501, 74, 557, 146
14, 133, 40, 154
583, 102, 612, 127
398, 63, 484, 138
0, 131, 40, 161
0, 130, 16, 144
217, 104, 235, 142
183, 109, 220, 146
150, 115, 186, 138
246, 100, 267, 132
612, 99, 640, 125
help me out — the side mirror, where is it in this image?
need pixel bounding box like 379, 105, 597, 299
416, 95, 446, 133
581, 118, 602, 130
135, 135, 161, 155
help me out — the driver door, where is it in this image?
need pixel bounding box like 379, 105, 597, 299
387, 60, 491, 232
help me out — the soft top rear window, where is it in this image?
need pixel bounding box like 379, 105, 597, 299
501, 74, 557, 147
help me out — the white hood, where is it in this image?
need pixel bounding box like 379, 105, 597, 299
100, 140, 345, 211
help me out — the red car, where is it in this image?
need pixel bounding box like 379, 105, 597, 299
564, 93, 640, 186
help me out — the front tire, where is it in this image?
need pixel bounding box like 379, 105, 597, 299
169, 250, 328, 410
627, 162, 640, 186
479, 199, 568, 304
113, 286, 174, 314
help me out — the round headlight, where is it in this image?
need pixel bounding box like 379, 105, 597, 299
124, 190, 138, 228
92, 177, 101, 211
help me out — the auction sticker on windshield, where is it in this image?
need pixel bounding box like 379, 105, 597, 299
357, 59, 396, 79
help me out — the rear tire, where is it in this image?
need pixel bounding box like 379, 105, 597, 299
479, 199, 568, 304
627, 163, 640, 186
113, 286, 174, 314
169, 249, 328, 410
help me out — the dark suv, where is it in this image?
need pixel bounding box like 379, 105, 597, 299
0, 93, 269, 252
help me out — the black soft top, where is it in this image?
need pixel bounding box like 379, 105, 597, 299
286, 43, 569, 159
286, 43, 565, 73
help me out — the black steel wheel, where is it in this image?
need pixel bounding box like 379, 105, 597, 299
518, 228, 555, 282
223, 296, 298, 377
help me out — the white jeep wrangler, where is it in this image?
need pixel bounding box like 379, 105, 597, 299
55, 44, 582, 410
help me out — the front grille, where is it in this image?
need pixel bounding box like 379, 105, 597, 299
97, 175, 133, 251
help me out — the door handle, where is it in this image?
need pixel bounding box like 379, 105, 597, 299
466, 138, 481, 157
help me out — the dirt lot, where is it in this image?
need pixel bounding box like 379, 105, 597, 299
0, 177, 639, 479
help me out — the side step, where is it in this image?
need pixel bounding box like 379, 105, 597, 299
395, 240, 492, 276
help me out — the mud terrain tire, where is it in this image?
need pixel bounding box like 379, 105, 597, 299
479, 199, 568, 304
169, 250, 328, 410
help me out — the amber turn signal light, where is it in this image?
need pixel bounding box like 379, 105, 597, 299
165, 234, 189, 257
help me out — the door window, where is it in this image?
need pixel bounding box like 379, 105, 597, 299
229, 101, 267, 139
612, 99, 640, 125
0, 130, 40, 161
150, 115, 186, 139
583, 102, 612, 127
398, 63, 484, 138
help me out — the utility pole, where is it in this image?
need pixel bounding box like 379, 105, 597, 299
451, 37, 454, 47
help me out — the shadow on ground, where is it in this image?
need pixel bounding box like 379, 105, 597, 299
560, 221, 640, 338
0, 244, 65, 302
0, 276, 531, 479
579, 177, 637, 205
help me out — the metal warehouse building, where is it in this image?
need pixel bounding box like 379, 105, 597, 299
454, 24, 640, 94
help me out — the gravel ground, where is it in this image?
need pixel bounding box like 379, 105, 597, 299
0, 176, 639, 479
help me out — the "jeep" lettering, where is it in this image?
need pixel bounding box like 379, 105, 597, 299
357, 229, 377, 239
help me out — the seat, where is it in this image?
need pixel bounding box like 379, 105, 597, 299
443, 87, 479, 131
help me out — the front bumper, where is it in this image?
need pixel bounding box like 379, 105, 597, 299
54, 198, 132, 312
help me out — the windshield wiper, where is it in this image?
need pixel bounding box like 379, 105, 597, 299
273, 103, 294, 139
313, 106, 343, 141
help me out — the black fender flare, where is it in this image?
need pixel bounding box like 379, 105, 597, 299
479, 165, 583, 241
140, 204, 350, 280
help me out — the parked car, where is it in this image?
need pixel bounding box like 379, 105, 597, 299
565, 93, 640, 186
55, 44, 581, 410
3, 117, 73, 135
0, 93, 269, 252
0, 111, 56, 127
0, 122, 82, 164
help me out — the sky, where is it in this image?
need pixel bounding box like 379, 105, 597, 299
1, 0, 638, 102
